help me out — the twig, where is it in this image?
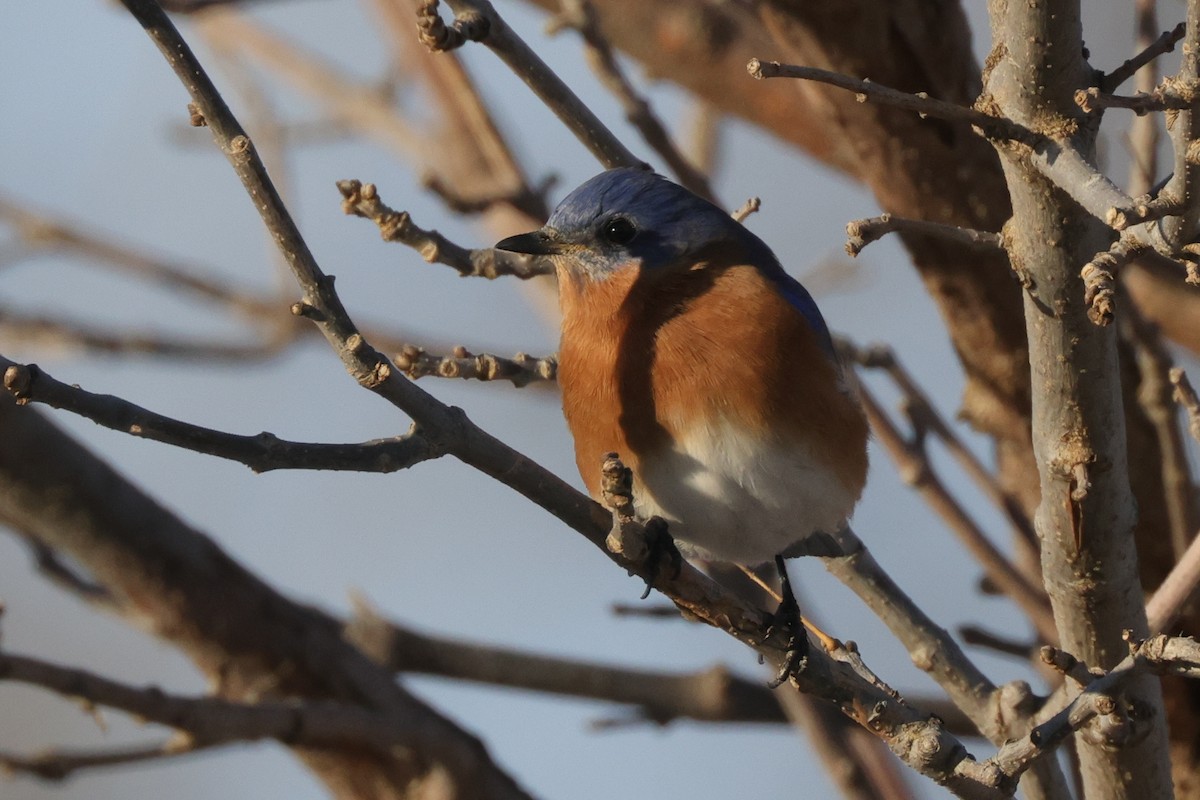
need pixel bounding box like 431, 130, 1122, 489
960, 626, 1038, 660
345, 601, 784, 726
25, 541, 116, 609
1122, 306, 1197, 558
550, 0, 715, 200
1, 358, 438, 474
820, 527, 1007, 741
0, 196, 281, 319
1101, 21, 1188, 93
0, 739, 202, 781
747, 60, 1038, 145
1075, 85, 1195, 115
845, 214, 1004, 257
1106, 194, 1182, 231
422, 0, 642, 169
1081, 236, 1149, 325
337, 180, 552, 279
394, 344, 557, 387
1170, 367, 1200, 443
0, 648, 492, 758
1146, 528, 1200, 633
0, 307, 289, 362
1158, 4, 1200, 251
730, 197, 761, 223
987, 634, 1200, 782
1126, 1, 1164, 198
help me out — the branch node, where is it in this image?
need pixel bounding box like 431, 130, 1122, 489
2, 363, 36, 403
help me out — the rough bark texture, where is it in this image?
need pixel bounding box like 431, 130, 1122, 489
983, 1, 1172, 797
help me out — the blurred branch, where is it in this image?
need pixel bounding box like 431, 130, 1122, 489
420, 0, 641, 169
0, 307, 288, 362
1147, 528, 1200, 634
1122, 307, 1197, 558
0, 648, 495, 760
0, 195, 281, 318
1, 358, 439, 474
548, 0, 715, 200
346, 601, 784, 726
1172, 367, 1200, 443
0, 739, 202, 782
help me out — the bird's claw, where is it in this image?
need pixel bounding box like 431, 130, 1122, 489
640, 517, 682, 599
763, 585, 809, 687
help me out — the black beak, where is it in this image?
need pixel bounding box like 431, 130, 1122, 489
494, 230, 563, 255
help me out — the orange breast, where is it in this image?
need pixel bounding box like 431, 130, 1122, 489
556, 257, 869, 507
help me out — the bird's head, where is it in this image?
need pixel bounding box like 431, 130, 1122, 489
495, 168, 770, 280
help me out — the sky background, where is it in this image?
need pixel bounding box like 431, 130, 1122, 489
0, 2, 1191, 799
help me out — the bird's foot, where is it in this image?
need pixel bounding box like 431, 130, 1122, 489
765, 555, 808, 688
639, 517, 682, 600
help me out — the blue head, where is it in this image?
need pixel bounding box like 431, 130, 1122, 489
495, 168, 835, 354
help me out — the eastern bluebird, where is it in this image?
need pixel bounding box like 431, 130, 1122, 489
496, 167, 868, 571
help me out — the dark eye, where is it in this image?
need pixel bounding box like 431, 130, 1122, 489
601, 216, 637, 246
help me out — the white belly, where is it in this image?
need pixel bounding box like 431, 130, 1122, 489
633, 418, 858, 564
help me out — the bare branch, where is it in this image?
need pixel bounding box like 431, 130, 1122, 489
1, 358, 438, 474
0, 740, 205, 782
845, 214, 1004, 258
1101, 21, 1188, 93
1147, 529, 1200, 634
747, 60, 1037, 145
421, 0, 642, 169
345, 602, 784, 726
1122, 306, 1197, 558
395, 344, 557, 387
1170, 367, 1200, 443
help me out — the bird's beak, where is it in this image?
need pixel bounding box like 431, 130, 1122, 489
494, 229, 565, 255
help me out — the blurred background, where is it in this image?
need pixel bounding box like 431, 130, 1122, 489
0, 1, 1188, 798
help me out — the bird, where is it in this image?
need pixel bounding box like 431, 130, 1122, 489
496, 167, 868, 568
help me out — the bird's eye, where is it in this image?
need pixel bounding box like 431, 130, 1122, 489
600, 216, 637, 246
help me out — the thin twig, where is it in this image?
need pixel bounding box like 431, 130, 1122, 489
1101, 21, 1188, 93
338, 180, 552, 279
0, 739, 202, 782
394, 344, 557, 387
1075, 85, 1195, 115
845, 214, 1003, 257
1147, 529, 1200, 633
747, 60, 1038, 145
1, 358, 438, 474
1170, 367, 1200, 443
0, 307, 289, 362
423, 0, 642, 169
